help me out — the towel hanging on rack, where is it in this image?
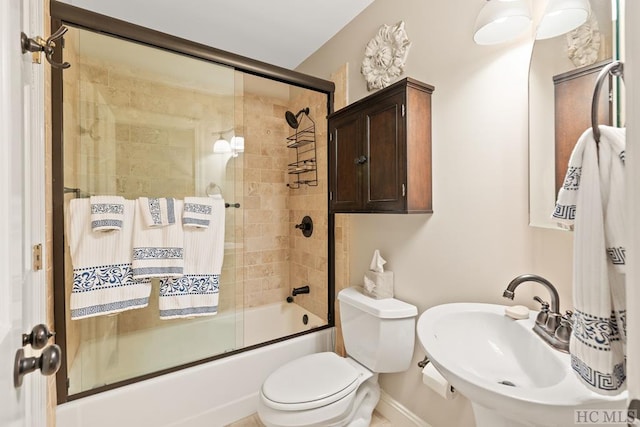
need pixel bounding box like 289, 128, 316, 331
132, 198, 184, 280
183, 197, 214, 228
138, 197, 177, 227
67, 199, 152, 319
158, 197, 226, 319
90, 195, 125, 232
553, 125, 627, 395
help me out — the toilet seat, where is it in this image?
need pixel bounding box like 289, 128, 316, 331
260, 352, 361, 411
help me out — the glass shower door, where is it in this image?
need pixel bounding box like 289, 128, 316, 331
62, 25, 241, 395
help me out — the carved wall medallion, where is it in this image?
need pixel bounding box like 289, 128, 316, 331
566, 13, 602, 68
361, 21, 411, 91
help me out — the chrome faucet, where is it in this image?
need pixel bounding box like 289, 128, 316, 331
502, 274, 572, 353
503, 274, 560, 313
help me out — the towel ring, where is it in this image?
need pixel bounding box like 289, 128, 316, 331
206, 182, 222, 196
591, 60, 624, 144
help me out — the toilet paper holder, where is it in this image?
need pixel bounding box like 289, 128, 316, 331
417, 355, 430, 368
418, 355, 456, 396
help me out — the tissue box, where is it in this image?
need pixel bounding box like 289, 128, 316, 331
363, 271, 394, 299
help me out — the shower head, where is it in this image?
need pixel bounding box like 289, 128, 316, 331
285, 107, 310, 129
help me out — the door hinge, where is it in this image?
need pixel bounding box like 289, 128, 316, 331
329, 191, 333, 201
401, 104, 405, 117
329, 132, 333, 142
402, 184, 406, 197
32, 244, 42, 271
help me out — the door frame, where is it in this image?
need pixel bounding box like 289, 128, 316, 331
24, 0, 48, 424
0, 0, 47, 424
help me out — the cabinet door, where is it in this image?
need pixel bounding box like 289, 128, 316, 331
364, 92, 405, 212
329, 111, 362, 212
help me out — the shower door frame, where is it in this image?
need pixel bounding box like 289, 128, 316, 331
50, 0, 336, 404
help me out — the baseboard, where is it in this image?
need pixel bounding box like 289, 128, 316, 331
375, 389, 432, 427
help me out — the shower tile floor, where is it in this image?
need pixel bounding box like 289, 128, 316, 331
227, 410, 391, 426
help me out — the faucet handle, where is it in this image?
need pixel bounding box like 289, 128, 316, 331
533, 296, 550, 327
555, 311, 574, 343
533, 296, 549, 311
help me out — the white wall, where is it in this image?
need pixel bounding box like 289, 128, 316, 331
297, 0, 574, 425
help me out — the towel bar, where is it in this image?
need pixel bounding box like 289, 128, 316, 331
591, 60, 624, 144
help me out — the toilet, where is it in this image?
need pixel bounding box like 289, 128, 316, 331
257, 286, 418, 427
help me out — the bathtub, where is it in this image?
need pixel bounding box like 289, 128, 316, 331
57, 302, 332, 427
243, 301, 325, 347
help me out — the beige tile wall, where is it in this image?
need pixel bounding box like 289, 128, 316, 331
241, 92, 292, 308
286, 88, 329, 320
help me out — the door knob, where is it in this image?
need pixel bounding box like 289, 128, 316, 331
22, 323, 55, 349
14, 344, 62, 388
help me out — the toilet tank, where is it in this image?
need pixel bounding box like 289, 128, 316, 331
338, 287, 418, 373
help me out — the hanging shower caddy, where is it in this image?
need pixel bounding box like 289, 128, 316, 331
286, 113, 317, 189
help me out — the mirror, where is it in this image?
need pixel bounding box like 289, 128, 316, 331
529, 0, 623, 228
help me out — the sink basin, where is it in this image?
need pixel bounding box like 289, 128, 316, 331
417, 303, 627, 427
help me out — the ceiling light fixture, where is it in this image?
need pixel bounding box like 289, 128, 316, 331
473, 0, 532, 45
535, 0, 590, 40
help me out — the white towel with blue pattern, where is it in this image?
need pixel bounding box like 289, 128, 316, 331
555, 126, 627, 396
132, 198, 184, 279
90, 195, 126, 232
68, 198, 151, 319
139, 197, 176, 227
182, 196, 214, 228
159, 197, 225, 319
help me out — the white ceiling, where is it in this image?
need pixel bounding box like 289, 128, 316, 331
58, 0, 374, 69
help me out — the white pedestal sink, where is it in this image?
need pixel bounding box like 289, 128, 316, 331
417, 303, 627, 427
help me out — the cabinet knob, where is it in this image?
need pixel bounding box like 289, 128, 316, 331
354, 155, 368, 165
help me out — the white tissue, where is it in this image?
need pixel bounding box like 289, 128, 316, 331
369, 249, 386, 273
362, 250, 393, 299
422, 363, 456, 400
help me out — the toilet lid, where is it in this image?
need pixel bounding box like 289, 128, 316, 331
261, 352, 360, 411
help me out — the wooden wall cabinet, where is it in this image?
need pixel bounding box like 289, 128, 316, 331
328, 77, 434, 214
